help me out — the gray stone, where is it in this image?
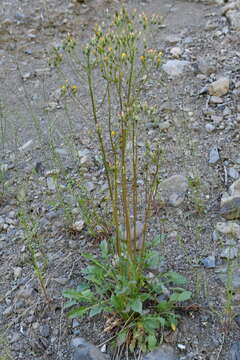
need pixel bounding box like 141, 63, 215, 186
220, 180, 240, 219
205, 123, 216, 132
208, 147, 220, 164
39, 324, 50, 337
47, 177, 57, 191
220, 197, 240, 219
159, 121, 171, 130
235, 315, 240, 328
226, 10, 240, 30
220, 247, 238, 259
71, 337, 108, 360
222, 2, 240, 16
215, 222, 240, 239
201, 255, 216, 268
210, 96, 224, 104
158, 175, 188, 207
229, 342, 240, 360
13, 267, 22, 280
230, 179, 240, 196
17, 286, 35, 300
208, 77, 230, 97
211, 115, 223, 124
143, 344, 178, 360
228, 168, 240, 180
197, 58, 215, 75
165, 34, 182, 45
162, 60, 190, 77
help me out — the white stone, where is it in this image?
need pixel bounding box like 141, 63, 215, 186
170, 47, 182, 58
71, 220, 84, 232
162, 60, 190, 77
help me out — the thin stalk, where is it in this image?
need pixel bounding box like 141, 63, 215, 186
120, 114, 132, 261
140, 149, 160, 259
106, 81, 121, 256
86, 53, 113, 203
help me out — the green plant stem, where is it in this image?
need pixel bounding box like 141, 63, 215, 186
86, 53, 113, 204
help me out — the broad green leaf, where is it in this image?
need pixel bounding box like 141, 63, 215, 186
165, 271, 187, 285
158, 316, 166, 327
63, 289, 93, 302
140, 293, 151, 302
130, 298, 143, 313
170, 290, 191, 303
147, 334, 157, 351
67, 306, 89, 319
63, 300, 77, 309
146, 251, 161, 269
111, 294, 125, 311
176, 291, 192, 302
89, 305, 103, 317
169, 293, 180, 302
142, 316, 161, 333
76, 283, 89, 292
156, 300, 172, 312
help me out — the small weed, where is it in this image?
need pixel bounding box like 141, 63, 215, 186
54, 7, 193, 353
64, 236, 192, 353
222, 261, 235, 332
17, 189, 51, 304
187, 175, 205, 214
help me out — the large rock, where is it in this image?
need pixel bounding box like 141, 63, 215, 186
229, 342, 240, 360
158, 175, 188, 207
71, 338, 108, 360
143, 344, 178, 360
226, 10, 240, 30
208, 77, 230, 97
220, 179, 240, 219
162, 60, 191, 77
215, 222, 240, 239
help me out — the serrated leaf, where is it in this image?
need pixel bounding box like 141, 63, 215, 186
130, 298, 143, 313
147, 334, 157, 351
67, 306, 89, 319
